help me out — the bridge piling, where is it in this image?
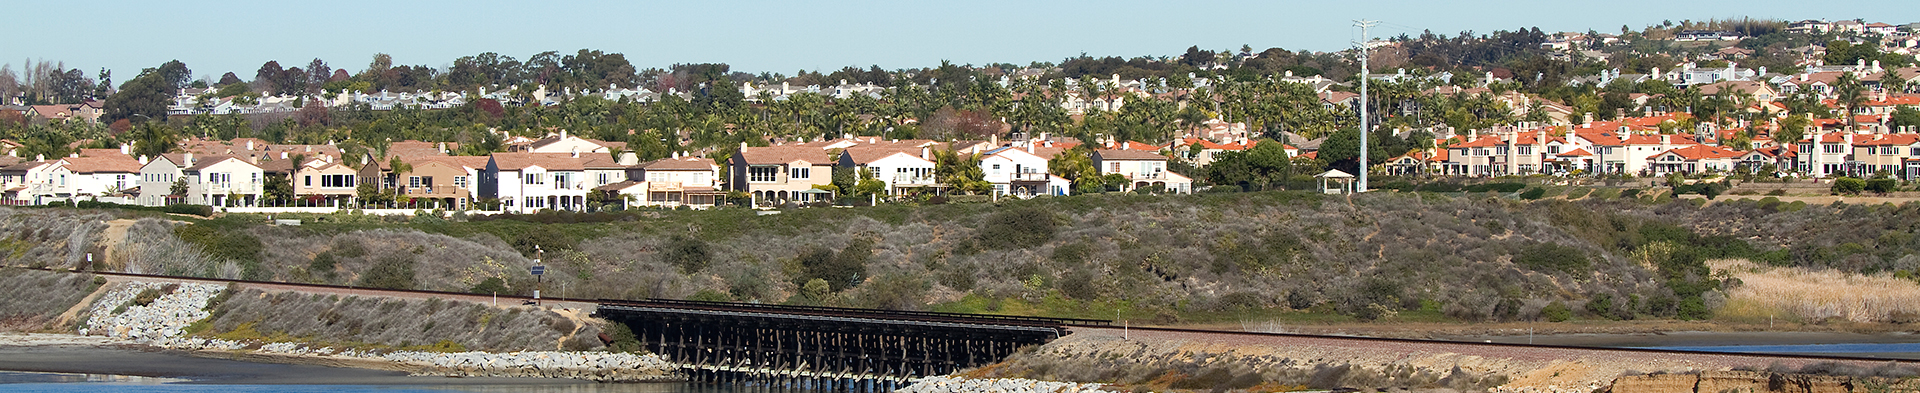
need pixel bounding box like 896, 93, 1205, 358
596, 299, 1105, 392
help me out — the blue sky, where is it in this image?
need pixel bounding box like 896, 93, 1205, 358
8, 0, 1917, 86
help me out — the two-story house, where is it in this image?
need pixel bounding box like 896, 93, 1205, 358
727, 145, 836, 204
837, 147, 938, 195
1795, 132, 1857, 177
292, 156, 360, 206
978, 145, 1068, 197
182, 156, 264, 207
60, 154, 143, 204
393, 156, 488, 210
2, 158, 62, 205
603, 156, 723, 208
1092, 145, 1191, 194
1647, 145, 1745, 175
481, 152, 606, 213
1850, 133, 1920, 178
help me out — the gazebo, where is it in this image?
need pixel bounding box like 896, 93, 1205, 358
1315, 169, 1356, 194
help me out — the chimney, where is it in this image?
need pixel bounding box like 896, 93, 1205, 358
35, 154, 43, 161
1582, 113, 1593, 128
184, 153, 193, 166
280, 152, 288, 159
990, 134, 998, 146
1026, 143, 1035, 154
245, 140, 254, 150
740, 142, 748, 150
560, 129, 568, 139
438, 142, 447, 153
138, 155, 148, 165
1659, 134, 1671, 147
120, 143, 130, 155
921, 146, 931, 160
571, 147, 580, 158
305, 146, 312, 152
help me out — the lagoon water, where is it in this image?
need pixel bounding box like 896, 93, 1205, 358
1644, 342, 1920, 358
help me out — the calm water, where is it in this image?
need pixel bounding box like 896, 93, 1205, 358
0, 371, 741, 393
1645, 342, 1920, 358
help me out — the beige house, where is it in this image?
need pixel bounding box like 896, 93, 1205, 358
1851, 134, 1920, 178
293, 157, 359, 205
393, 158, 479, 209
728, 145, 836, 204
1091, 146, 1191, 194
602, 156, 723, 208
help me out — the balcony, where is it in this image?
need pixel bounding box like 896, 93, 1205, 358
648, 181, 685, 192
892, 174, 936, 185
204, 182, 261, 194
1009, 172, 1050, 182
1130, 172, 1172, 181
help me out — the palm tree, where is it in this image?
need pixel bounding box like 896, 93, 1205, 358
1835, 72, 1866, 131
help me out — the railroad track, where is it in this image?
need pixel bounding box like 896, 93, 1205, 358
17, 267, 1918, 364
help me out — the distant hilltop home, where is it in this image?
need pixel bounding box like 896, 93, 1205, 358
1672, 30, 1741, 42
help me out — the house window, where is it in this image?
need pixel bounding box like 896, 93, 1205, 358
991, 164, 1001, 175
748, 166, 778, 182
524, 173, 542, 184
597, 172, 612, 185
649, 172, 668, 182
305, 175, 312, 187
1547, 146, 1561, 154
409, 176, 422, 188
1518, 146, 1533, 155
552, 173, 572, 187
1825, 145, 1844, 154
210, 173, 230, 184
1911, 147, 1920, 157
1109, 162, 1120, 173
319, 174, 354, 188
790, 167, 810, 179
453, 176, 468, 188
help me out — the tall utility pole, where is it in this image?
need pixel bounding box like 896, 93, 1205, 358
1355, 19, 1378, 192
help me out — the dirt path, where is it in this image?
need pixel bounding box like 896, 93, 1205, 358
50, 276, 118, 328
93, 219, 138, 271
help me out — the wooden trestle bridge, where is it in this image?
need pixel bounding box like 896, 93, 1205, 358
595, 299, 1110, 391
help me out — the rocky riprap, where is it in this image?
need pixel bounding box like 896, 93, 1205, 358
896, 376, 1112, 393
75, 280, 674, 382
81, 282, 224, 341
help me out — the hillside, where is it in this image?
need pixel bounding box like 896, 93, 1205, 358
5, 190, 1918, 326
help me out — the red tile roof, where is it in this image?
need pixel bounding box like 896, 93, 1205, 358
1660, 145, 1744, 160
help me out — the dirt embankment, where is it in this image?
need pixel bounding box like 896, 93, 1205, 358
983, 327, 1919, 393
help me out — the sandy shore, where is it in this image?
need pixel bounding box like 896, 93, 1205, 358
0, 333, 591, 385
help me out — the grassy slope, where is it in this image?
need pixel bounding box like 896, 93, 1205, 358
10, 190, 1920, 326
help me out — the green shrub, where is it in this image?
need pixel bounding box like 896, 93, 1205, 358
1542, 301, 1572, 322
468, 277, 510, 295
162, 204, 214, 217
1514, 242, 1591, 278
976, 207, 1056, 249
1415, 182, 1463, 193
1865, 178, 1898, 194
1832, 177, 1866, 195
1518, 188, 1547, 200
1619, 188, 1642, 199
356, 255, 417, 290
660, 236, 711, 274
1584, 293, 1614, 319
1765, 189, 1787, 196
